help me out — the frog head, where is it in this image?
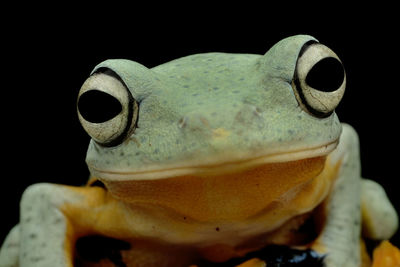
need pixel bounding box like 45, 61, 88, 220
77, 34, 345, 222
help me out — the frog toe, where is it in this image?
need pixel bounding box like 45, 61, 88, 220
361, 179, 398, 240
371, 240, 400, 267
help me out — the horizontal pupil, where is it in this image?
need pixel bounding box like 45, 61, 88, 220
306, 57, 344, 92
78, 90, 122, 123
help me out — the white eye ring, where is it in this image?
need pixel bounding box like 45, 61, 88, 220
293, 42, 346, 117
77, 71, 138, 146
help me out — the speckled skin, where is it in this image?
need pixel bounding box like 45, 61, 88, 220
86, 36, 341, 176
0, 35, 398, 267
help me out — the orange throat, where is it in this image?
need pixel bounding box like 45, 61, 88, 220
101, 155, 340, 223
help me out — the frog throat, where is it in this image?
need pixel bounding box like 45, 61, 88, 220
88, 140, 339, 223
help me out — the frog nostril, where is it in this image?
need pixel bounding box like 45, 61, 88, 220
78, 90, 122, 123
177, 117, 187, 129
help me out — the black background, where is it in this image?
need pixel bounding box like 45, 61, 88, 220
1, 7, 399, 250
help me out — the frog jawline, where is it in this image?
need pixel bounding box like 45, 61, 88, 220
89, 140, 339, 181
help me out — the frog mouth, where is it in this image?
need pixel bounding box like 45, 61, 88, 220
88, 140, 339, 181
88, 140, 340, 223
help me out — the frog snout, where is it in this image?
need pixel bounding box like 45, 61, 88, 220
176, 104, 264, 143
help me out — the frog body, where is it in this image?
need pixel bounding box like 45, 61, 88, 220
0, 35, 398, 267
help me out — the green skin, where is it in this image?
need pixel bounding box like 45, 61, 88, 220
0, 35, 398, 267
86, 36, 340, 173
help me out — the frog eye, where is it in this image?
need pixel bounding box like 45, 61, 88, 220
77, 69, 138, 146
293, 42, 346, 117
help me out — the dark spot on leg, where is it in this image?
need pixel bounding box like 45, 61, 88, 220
29, 233, 37, 239
54, 217, 63, 224
215, 227, 220, 232
31, 256, 44, 262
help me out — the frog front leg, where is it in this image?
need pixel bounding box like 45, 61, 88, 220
311, 124, 363, 267
0, 225, 20, 267
0, 184, 75, 267
311, 124, 399, 267
0, 183, 121, 267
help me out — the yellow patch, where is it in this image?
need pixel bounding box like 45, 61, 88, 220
212, 127, 230, 139
236, 258, 267, 267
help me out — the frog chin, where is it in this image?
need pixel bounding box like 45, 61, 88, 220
88, 139, 339, 182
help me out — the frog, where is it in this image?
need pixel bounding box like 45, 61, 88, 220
0, 34, 398, 267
